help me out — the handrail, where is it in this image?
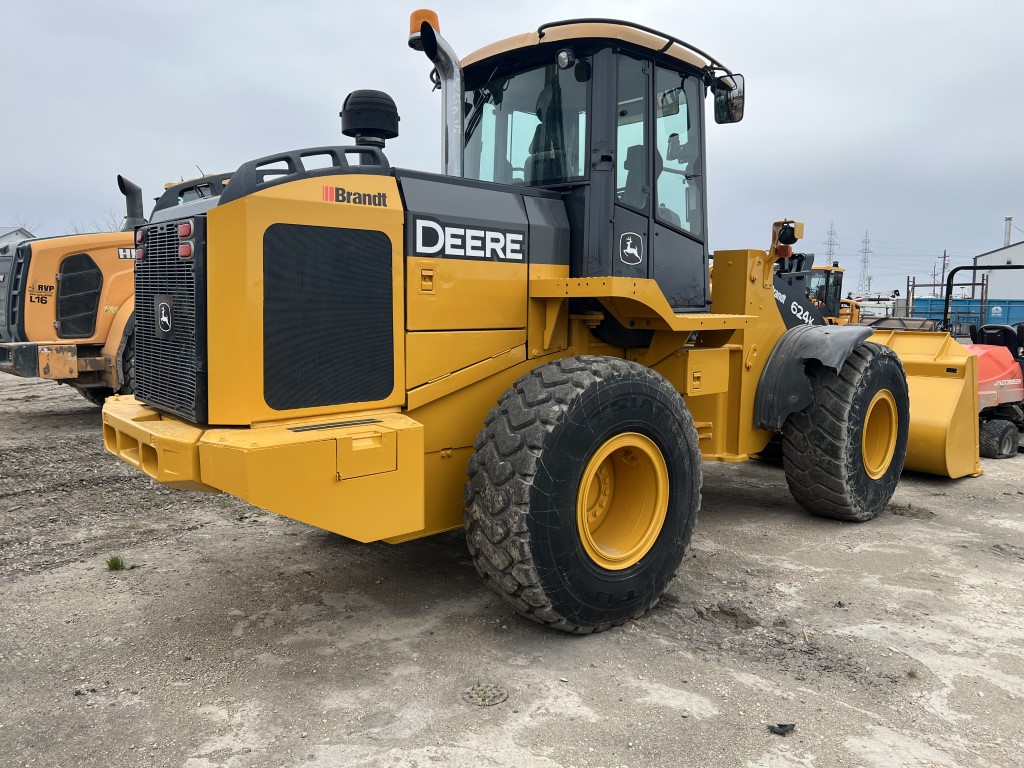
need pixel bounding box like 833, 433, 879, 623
536, 18, 732, 76
941, 263, 1024, 331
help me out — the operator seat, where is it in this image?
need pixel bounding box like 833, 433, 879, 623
978, 324, 1023, 362
620, 144, 648, 209
524, 85, 563, 185
653, 149, 682, 229
621, 145, 684, 229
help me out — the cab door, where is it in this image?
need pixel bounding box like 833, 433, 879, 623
649, 64, 708, 312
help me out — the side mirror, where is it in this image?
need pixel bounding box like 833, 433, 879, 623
714, 74, 745, 124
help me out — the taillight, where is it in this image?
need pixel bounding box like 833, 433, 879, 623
177, 220, 193, 239
135, 228, 145, 245
134, 248, 144, 261
178, 242, 193, 259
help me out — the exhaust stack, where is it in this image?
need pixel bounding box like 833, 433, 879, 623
117, 175, 145, 231
408, 10, 463, 177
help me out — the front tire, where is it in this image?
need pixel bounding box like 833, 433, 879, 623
464, 356, 701, 633
980, 419, 1019, 459
782, 342, 909, 521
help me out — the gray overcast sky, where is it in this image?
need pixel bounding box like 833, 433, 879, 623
4, 0, 1022, 293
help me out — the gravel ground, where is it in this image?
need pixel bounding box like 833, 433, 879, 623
1, 373, 1022, 768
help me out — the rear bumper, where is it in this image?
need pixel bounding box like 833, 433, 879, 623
0, 342, 40, 377
102, 396, 425, 542
0, 341, 110, 382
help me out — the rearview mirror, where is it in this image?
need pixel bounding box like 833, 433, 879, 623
714, 74, 745, 124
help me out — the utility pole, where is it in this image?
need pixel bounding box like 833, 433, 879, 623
825, 221, 839, 263
939, 249, 949, 287
857, 231, 872, 294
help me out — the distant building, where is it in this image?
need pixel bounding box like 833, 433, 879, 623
0, 226, 34, 249
975, 241, 1024, 300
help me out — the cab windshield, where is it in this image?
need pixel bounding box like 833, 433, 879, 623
809, 270, 842, 305
464, 58, 590, 186
808, 268, 843, 316
807, 270, 828, 304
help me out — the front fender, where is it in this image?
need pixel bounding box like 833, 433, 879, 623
100, 295, 135, 391
754, 324, 873, 430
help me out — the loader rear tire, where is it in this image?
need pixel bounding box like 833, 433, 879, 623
75, 386, 114, 407
464, 356, 701, 634
781, 342, 909, 522
979, 419, 1019, 459
119, 330, 135, 395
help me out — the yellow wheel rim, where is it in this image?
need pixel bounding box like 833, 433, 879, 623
576, 433, 669, 571
862, 389, 898, 480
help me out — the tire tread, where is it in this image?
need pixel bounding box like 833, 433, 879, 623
781, 343, 908, 522
464, 355, 701, 634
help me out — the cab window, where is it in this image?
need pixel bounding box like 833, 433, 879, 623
464, 58, 590, 186
615, 54, 648, 211
654, 66, 703, 237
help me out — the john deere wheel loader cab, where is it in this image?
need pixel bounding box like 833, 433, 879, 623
103, 14, 911, 633
774, 254, 860, 325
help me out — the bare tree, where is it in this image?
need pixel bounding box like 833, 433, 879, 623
66, 207, 126, 235
91, 206, 126, 232
10, 214, 39, 235
66, 221, 95, 235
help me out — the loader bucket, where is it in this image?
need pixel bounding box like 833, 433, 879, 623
870, 330, 981, 478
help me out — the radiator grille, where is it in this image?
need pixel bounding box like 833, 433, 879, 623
263, 225, 394, 410
134, 219, 207, 422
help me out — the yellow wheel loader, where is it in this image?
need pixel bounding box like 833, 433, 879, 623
102, 14, 977, 632
0, 174, 232, 405
773, 254, 860, 325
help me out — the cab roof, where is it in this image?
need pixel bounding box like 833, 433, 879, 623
461, 19, 727, 76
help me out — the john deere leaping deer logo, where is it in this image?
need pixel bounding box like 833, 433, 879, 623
154, 294, 174, 339
619, 232, 643, 266
158, 303, 172, 332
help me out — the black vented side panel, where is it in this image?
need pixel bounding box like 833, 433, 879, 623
2, 243, 32, 343
0, 247, 14, 342
56, 253, 103, 338
263, 225, 393, 410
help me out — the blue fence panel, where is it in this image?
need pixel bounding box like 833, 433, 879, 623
912, 297, 1024, 327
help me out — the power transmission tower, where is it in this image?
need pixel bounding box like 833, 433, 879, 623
825, 221, 839, 262
857, 231, 872, 294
